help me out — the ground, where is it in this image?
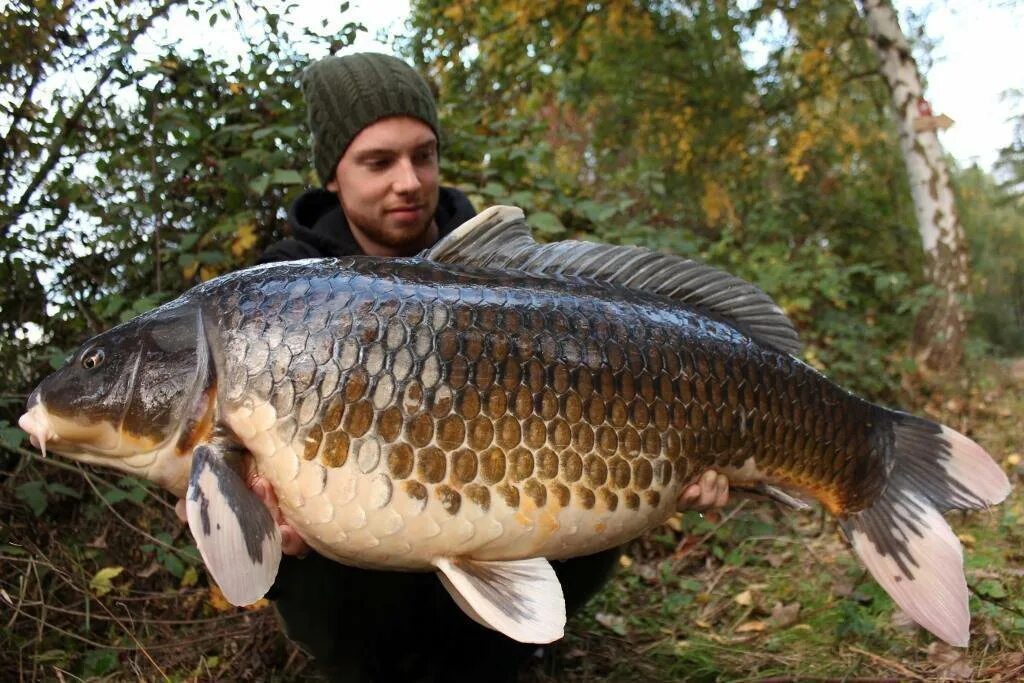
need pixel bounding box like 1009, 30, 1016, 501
1, 358, 1022, 681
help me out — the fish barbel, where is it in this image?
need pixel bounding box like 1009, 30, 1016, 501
19, 206, 1010, 646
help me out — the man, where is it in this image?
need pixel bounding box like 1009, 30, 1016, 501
244, 52, 730, 681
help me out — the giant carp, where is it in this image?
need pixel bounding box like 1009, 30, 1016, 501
19, 206, 1009, 646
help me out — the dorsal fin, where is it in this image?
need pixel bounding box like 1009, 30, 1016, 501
424, 206, 802, 355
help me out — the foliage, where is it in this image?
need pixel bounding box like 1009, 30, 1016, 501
958, 165, 1024, 355
1, 0, 359, 425
405, 0, 943, 400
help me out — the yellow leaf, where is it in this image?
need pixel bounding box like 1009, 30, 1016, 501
208, 583, 270, 611
734, 589, 753, 606
618, 555, 633, 568
208, 584, 233, 612
700, 180, 737, 226
90, 566, 124, 597
231, 221, 258, 258
180, 566, 199, 588
957, 533, 976, 546
443, 3, 463, 23
246, 598, 270, 611
181, 261, 199, 281
228, 82, 243, 95
735, 620, 767, 633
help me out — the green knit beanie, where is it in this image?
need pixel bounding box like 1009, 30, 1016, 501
302, 52, 440, 186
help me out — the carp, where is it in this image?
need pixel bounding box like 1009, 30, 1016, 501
19, 206, 1009, 646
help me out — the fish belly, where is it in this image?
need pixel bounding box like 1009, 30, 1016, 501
224, 396, 681, 570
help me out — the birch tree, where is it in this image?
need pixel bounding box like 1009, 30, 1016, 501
859, 0, 970, 371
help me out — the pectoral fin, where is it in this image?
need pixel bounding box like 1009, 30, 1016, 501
433, 556, 566, 644
186, 443, 281, 606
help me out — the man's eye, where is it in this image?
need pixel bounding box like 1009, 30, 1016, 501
366, 159, 390, 171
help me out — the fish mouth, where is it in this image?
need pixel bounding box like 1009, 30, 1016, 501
19, 397, 58, 458
18, 395, 159, 468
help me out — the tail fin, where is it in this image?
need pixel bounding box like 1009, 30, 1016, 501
839, 412, 1010, 646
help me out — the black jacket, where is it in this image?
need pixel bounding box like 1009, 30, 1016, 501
258, 186, 477, 263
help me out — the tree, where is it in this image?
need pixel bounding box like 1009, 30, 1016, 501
406, 0, 927, 397
0, 0, 359, 422
858, 0, 971, 371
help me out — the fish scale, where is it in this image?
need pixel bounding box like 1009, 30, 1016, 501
207, 257, 875, 569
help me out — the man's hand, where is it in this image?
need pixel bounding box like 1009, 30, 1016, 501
175, 474, 311, 557
678, 469, 729, 511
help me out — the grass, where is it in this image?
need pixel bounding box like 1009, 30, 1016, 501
1, 357, 1022, 681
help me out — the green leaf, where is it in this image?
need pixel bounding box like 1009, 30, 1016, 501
0, 423, 26, 450
89, 566, 124, 596
527, 211, 564, 236
179, 233, 201, 250
270, 168, 304, 185
162, 553, 185, 578
46, 482, 81, 499
976, 578, 1008, 599
15, 481, 47, 516
483, 181, 507, 197
249, 174, 271, 195
82, 649, 118, 676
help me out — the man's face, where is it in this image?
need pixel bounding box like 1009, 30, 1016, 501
328, 116, 440, 256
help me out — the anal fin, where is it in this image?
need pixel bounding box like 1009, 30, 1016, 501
186, 443, 281, 606
434, 556, 566, 644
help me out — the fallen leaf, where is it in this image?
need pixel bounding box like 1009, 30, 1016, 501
769, 601, 801, 628
734, 590, 753, 606
137, 561, 162, 579
87, 531, 108, 549
618, 555, 634, 569
244, 598, 270, 611
208, 584, 233, 612
595, 612, 628, 636
927, 642, 974, 679
666, 514, 684, 532
958, 533, 976, 546
180, 566, 199, 588
889, 607, 918, 632
735, 620, 767, 633
89, 566, 124, 597
635, 563, 658, 582
1007, 453, 1021, 467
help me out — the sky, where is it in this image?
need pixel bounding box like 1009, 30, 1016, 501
318, 0, 1023, 173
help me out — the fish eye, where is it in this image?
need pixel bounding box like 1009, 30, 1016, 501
81, 348, 105, 370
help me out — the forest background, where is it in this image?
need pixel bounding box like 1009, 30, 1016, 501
1, 0, 1023, 680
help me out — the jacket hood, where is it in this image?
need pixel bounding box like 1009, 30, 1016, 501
286, 187, 477, 258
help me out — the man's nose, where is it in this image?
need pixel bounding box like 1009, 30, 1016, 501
393, 158, 421, 193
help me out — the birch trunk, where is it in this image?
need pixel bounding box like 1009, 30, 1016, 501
859, 0, 969, 371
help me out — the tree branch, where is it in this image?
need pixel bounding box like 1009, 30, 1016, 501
1, 0, 186, 239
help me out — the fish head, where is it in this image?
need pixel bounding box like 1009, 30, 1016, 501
19, 303, 207, 493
